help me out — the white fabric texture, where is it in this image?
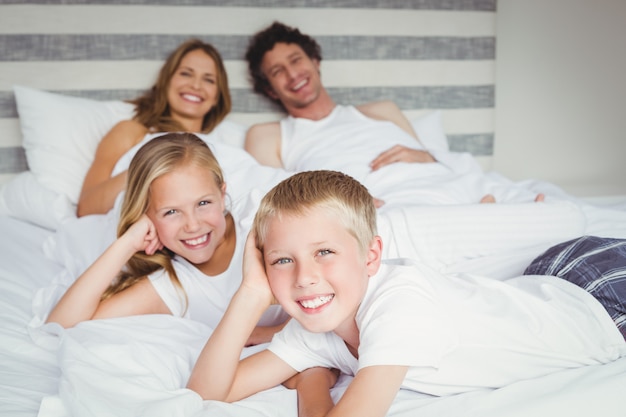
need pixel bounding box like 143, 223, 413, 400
279, 105, 537, 210
269, 262, 626, 397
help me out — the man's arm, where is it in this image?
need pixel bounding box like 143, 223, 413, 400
358, 100, 436, 170
244, 122, 284, 168
358, 100, 418, 140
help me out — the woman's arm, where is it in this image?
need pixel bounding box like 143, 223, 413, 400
77, 120, 147, 217
46, 215, 166, 327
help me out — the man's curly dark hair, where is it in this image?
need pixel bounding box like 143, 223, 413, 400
245, 22, 322, 105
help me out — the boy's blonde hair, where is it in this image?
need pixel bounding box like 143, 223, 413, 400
253, 170, 377, 255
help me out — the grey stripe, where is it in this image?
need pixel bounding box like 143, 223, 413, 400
448, 134, 493, 155
0, 136, 494, 176
0, 0, 496, 11
0, 35, 494, 61
1, 86, 494, 117
0, 147, 28, 173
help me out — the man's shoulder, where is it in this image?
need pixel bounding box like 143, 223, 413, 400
356, 100, 400, 120
246, 120, 282, 139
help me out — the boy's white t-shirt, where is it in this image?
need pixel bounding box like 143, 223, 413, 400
268, 261, 626, 396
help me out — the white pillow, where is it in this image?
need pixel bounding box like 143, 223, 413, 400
410, 110, 449, 153
0, 171, 75, 230
13, 85, 135, 205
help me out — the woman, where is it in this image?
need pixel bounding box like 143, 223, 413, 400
77, 39, 231, 217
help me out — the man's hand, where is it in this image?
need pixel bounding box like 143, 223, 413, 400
370, 145, 435, 171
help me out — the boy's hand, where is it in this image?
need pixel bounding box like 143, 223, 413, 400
122, 214, 163, 255
241, 232, 274, 305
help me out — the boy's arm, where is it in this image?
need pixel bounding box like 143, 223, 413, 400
187, 286, 297, 401
187, 232, 297, 401
328, 365, 408, 417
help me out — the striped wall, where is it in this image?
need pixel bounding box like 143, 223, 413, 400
0, 0, 496, 185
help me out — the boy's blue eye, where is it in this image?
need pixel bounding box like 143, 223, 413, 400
273, 258, 292, 265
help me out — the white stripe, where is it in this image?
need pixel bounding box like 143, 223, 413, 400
0, 5, 495, 37
404, 108, 495, 134
230, 109, 495, 134
0, 60, 493, 91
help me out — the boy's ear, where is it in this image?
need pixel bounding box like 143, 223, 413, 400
365, 236, 383, 277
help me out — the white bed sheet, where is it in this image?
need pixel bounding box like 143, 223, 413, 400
2, 210, 626, 417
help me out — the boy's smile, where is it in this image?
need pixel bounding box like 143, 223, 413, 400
262, 206, 381, 341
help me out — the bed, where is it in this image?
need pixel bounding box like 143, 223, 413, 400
1, 2, 625, 417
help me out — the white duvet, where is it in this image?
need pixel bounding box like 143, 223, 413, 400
10, 137, 626, 417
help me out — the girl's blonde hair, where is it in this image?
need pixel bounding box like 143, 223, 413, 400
130, 38, 231, 133
102, 133, 226, 301
253, 170, 377, 256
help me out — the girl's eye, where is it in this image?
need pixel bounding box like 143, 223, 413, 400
164, 209, 177, 216
318, 249, 333, 256
199, 200, 210, 206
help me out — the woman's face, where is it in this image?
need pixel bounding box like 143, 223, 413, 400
147, 163, 227, 271
167, 49, 220, 129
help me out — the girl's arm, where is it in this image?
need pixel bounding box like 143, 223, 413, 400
187, 232, 297, 401
77, 120, 147, 217
46, 215, 165, 328
283, 367, 339, 417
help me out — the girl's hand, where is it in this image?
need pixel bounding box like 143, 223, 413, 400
241, 231, 274, 305
123, 214, 163, 255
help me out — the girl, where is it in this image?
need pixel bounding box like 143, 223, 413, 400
47, 133, 288, 345
77, 39, 232, 217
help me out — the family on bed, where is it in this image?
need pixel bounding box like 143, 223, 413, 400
39, 21, 626, 417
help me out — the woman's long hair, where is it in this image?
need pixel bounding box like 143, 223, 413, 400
130, 39, 231, 133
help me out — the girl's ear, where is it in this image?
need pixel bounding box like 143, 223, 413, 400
365, 236, 383, 277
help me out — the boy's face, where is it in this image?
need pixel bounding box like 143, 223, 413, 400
262, 206, 381, 336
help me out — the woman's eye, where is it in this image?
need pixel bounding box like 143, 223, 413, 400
204, 77, 216, 84
164, 209, 177, 216
199, 200, 210, 206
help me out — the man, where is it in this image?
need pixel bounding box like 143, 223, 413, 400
243, 21, 436, 172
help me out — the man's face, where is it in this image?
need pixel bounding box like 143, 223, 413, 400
260, 42, 323, 111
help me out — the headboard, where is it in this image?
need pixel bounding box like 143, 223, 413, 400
0, 1, 496, 186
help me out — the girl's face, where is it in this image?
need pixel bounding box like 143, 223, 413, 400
147, 163, 227, 272
167, 49, 219, 129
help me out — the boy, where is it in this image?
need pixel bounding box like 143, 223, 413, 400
187, 170, 625, 417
